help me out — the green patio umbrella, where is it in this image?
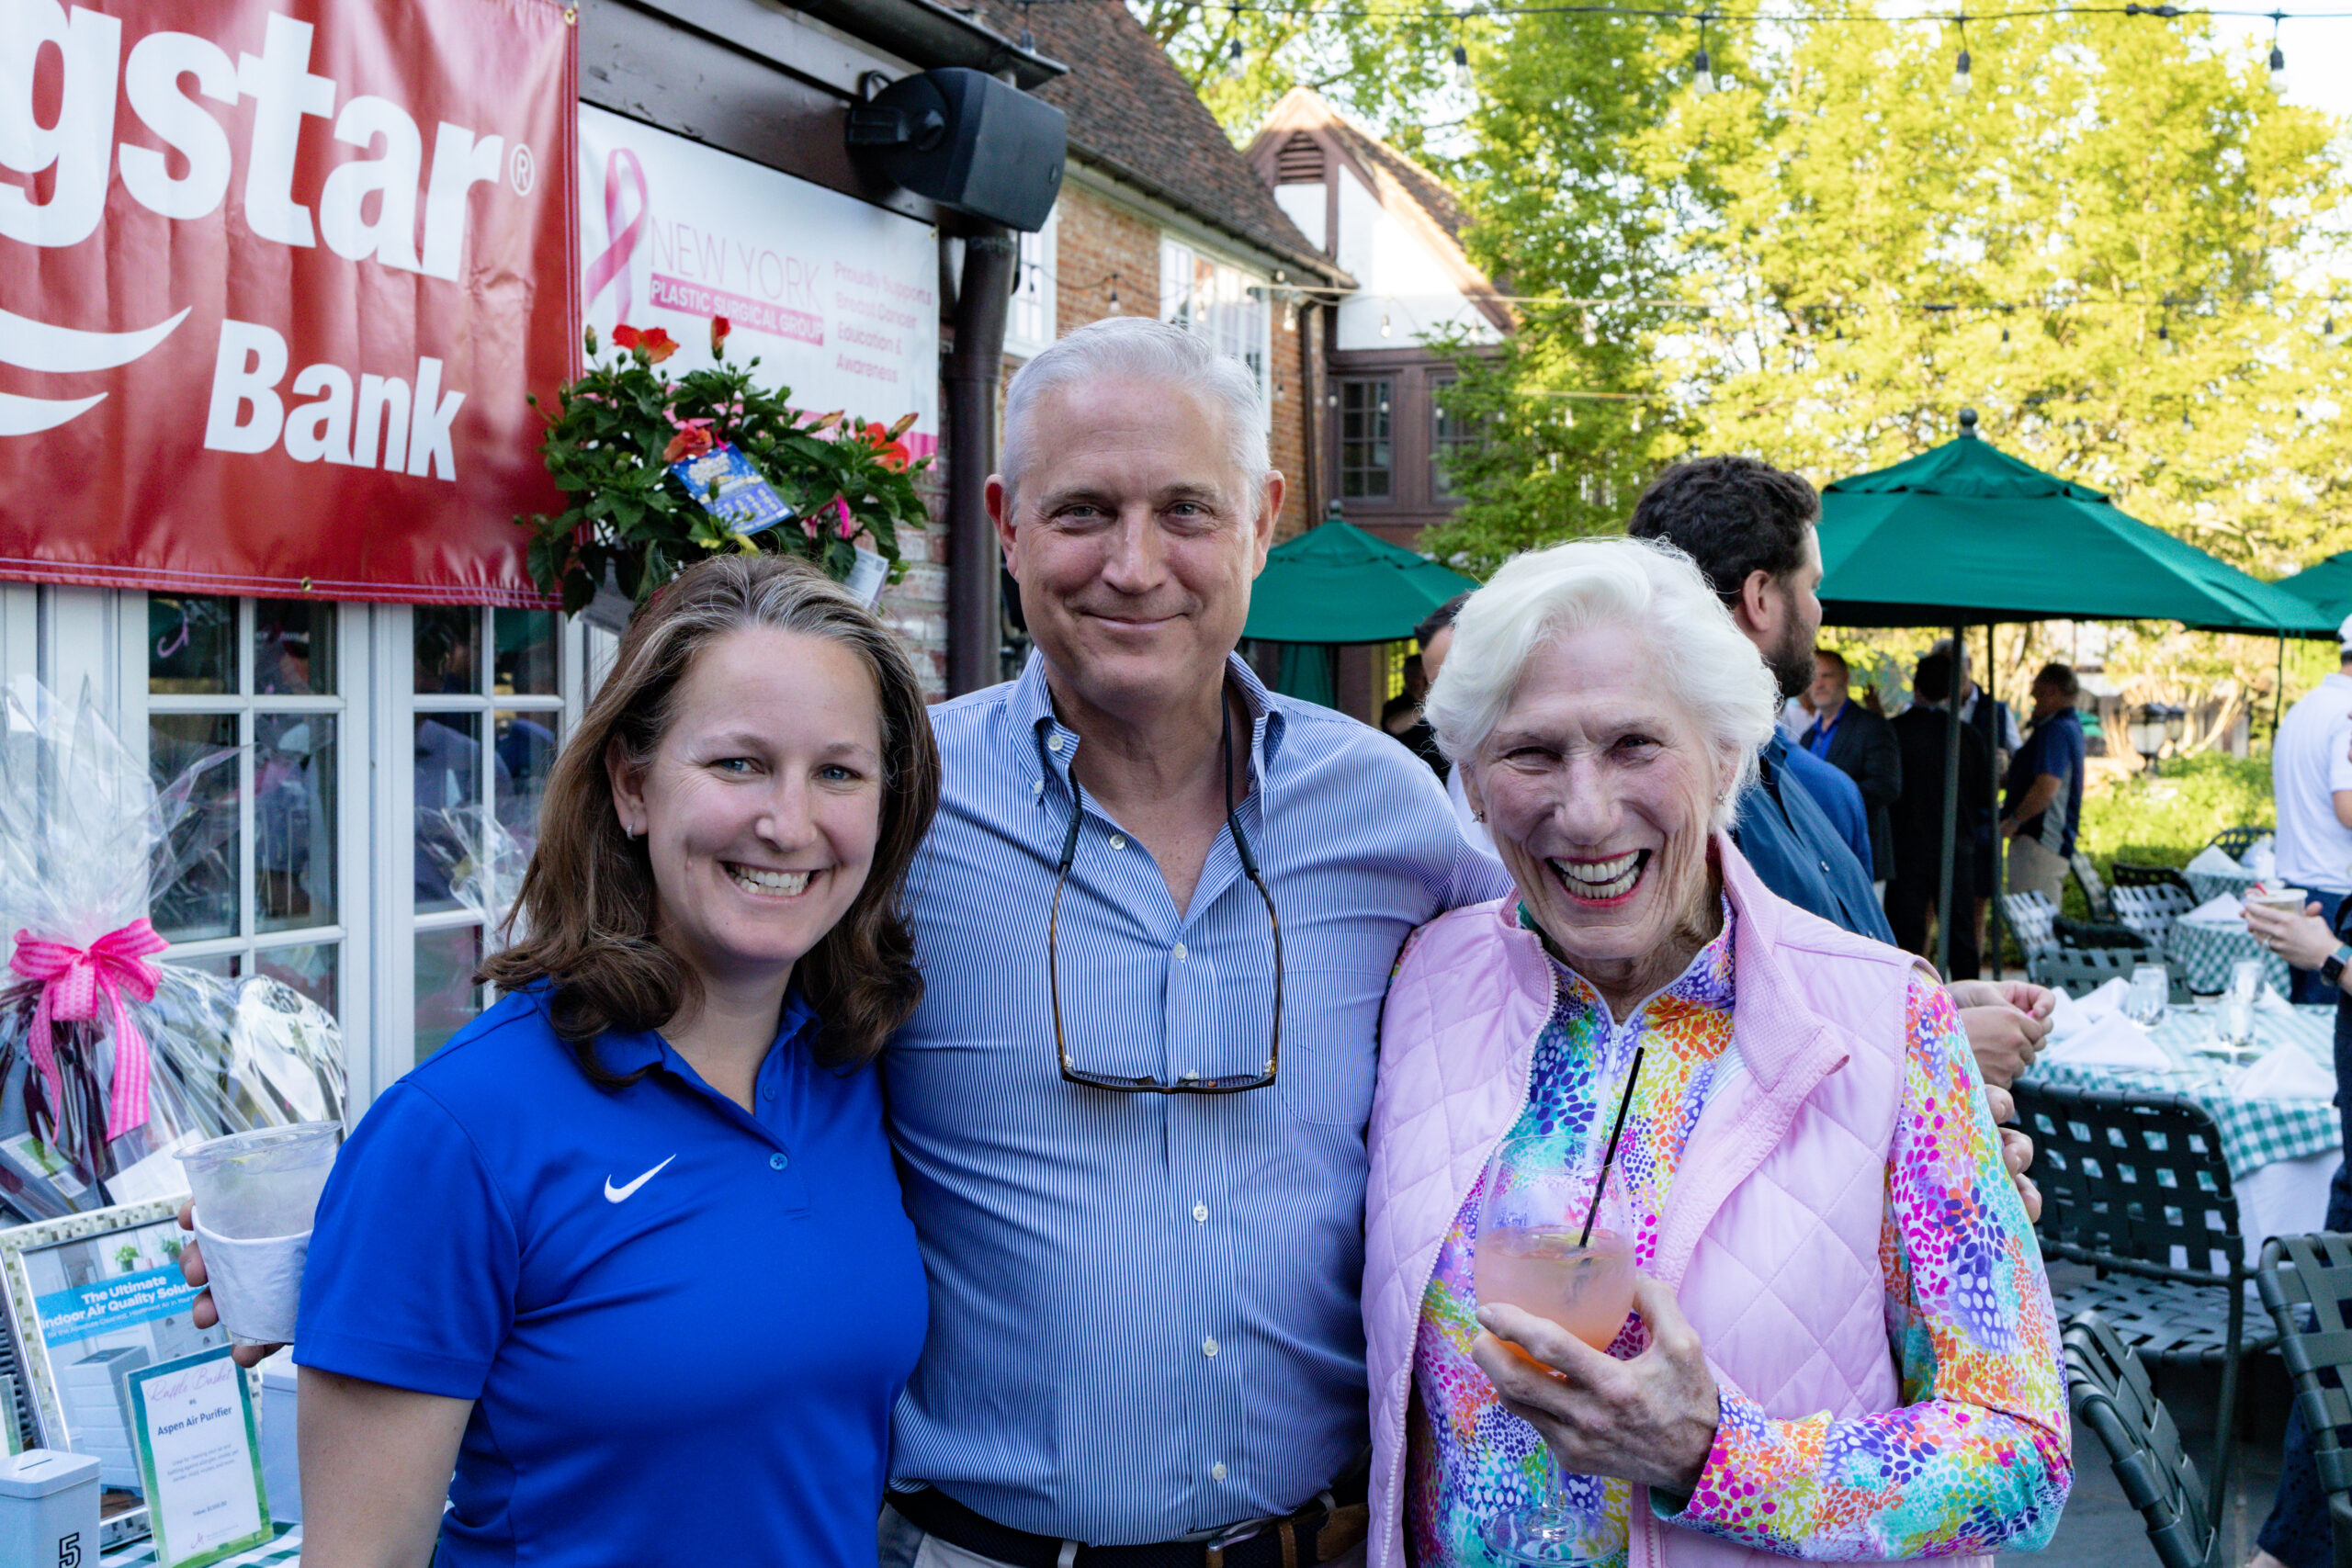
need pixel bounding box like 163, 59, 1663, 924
2274, 551, 2352, 637
1242, 517, 1480, 644
1819, 413, 2335, 636
1817, 410, 2332, 975
1243, 516, 1480, 707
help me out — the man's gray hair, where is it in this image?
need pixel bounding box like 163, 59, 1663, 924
999, 317, 1269, 509
1423, 536, 1779, 831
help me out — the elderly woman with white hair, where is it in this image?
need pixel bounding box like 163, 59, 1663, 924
1361, 537, 2069, 1568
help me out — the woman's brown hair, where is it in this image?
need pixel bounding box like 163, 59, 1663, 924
481, 554, 941, 1079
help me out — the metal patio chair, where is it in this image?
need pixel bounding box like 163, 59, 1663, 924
2065, 1309, 2220, 1568
2004, 889, 2061, 971
2076, 851, 2119, 921
2034, 946, 2147, 998
2011, 1081, 2278, 1521
2113, 881, 2196, 950
2257, 1234, 2352, 1568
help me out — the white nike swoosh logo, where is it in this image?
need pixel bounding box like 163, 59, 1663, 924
604, 1155, 677, 1203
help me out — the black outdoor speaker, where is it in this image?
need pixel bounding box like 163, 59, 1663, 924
846, 68, 1066, 231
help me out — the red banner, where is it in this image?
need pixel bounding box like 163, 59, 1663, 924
0, 0, 576, 604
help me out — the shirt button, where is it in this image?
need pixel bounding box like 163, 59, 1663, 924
1211, 1461, 1228, 1483
1193, 1201, 1209, 1223
768, 1153, 789, 1171
1048, 734, 1064, 752
1202, 1337, 1219, 1358
1109, 834, 1126, 850
1172, 941, 1188, 960
1033, 779, 1044, 795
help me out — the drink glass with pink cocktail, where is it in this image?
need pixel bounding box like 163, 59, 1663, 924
1472, 1133, 1639, 1565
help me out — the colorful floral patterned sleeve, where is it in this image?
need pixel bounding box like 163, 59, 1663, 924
1663, 976, 2072, 1560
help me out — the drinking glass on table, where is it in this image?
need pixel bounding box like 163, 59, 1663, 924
2218, 958, 2263, 1050
2126, 964, 2170, 1026
1475, 1134, 1637, 1565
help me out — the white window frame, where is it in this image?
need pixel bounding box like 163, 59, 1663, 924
373, 604, 587, 1101
1158, 236, 1273, 431
1003, 210, 1058, 359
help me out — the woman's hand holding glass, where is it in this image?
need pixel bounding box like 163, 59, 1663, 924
1471, 1276, 1722, 1497
2244, 897, 2335, 972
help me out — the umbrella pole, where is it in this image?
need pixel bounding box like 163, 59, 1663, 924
1986, 624, 2003, 981
2275, 635, 2288, 739
1936, 623, 1965, 978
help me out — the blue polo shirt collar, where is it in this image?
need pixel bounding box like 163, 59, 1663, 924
584, 989, 820, 1152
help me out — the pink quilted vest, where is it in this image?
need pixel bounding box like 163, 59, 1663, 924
1362, 839, 1997, 1568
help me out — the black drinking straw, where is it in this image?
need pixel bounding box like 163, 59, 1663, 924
1577, 1044, 1646, 1248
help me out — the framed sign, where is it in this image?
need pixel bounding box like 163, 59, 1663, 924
129, 1348, 270, 1566
0, 1200, 228, 1547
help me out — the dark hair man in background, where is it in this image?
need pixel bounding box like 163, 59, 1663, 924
1806, 648, 1903, 897
1416, 592, 1494, 859
1886, 650, 1995, 979
2000, 663, 2086, 906
1629, 456, 2054, 1099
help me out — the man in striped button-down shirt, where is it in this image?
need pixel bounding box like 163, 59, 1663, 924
878, 321, 1509, 1567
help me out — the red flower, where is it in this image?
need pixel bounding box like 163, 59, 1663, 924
710, 315, 732, 358
662, 423, 715, 464
611, 323, 641, 351
860, 420, 911, 472
639, 326, 678, 365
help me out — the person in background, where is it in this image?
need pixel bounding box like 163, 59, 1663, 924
1887, 649, 1994, 980
1366, 536, 2071, 1568
1777, 681, 1817, 742
2000, 663, 2086, 906
1935, 637, 2024, 960
1419, 592, 1497, 860
2268, 613, 2352, 1002
1626, 458, 2049, 1169
2243, 881, 2352, 1568
1382, 653, 1445, 778
1806, 648, 1901, 897
879, 318, 1510, 1568
184, 556, 944, 1566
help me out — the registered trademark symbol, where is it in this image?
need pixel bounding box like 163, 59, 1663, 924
510, 143, 537, 196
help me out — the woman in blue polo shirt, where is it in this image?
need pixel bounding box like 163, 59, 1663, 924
277, 557, 937, 1566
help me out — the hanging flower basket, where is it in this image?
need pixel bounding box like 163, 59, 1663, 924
518, 317, 933, 620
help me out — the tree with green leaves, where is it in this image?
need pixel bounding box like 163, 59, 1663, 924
1420, 8, 2352, 597
1127, 0, 1462, 158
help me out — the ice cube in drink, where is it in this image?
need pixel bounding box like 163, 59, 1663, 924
1475, 1224, 1636, 1351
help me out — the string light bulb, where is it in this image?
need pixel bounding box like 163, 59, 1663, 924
1581, 311, 1598, 346
1951, 47, 1972, 95
1452, 41, 1471, 87
1226, 4, 1243, 76
1105, 275, 1121, 317
1692, 43, 1714, 95
1381, 310, 1394, 338
2270, 13, 2289, 93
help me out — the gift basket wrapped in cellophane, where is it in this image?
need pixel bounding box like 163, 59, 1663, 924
0, 676, 346, 1223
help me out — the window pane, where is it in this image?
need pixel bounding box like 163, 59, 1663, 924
256, 713, 335, 932
151, 713, 239, 942
1340, 380, 1393, 500
414, 605, 481, 695
149, 596, 234, 694
493, 609, 560, 696
166, 952, 238, 983
254, 601, 334, 695
254, 942, 337, 1016
494, 709, 558, 851
415, 925, 483, 1062
414, 712, 482, 915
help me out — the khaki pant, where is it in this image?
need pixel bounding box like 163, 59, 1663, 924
2007, 832, 2068, 903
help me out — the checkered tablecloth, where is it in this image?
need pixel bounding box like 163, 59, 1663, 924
2165, 915, 2290, 996
103, 1522, 301, 1566
2025, 1003, 2339, 1176
2186, 866, 2261, 906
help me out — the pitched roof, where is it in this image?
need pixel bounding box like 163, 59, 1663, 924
969, 1, 1343, 282
1247, 88, 1509, 332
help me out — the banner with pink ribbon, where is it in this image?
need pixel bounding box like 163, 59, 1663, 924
577, 105, 940, 462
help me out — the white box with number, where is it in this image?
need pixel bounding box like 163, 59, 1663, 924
0, 1449, 100, 1568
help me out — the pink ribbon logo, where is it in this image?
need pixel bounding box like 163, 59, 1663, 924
583, 148, 650, 327
12, 918, 168, 1140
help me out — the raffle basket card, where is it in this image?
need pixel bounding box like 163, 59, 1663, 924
127, 1348, 268, 1567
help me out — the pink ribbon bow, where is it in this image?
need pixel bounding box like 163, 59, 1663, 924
11, 919, 168, 1140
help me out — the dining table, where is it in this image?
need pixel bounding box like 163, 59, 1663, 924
2023, 998, 2341, 1257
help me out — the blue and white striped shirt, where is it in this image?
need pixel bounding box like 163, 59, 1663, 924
885, 651, 1511, 1544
